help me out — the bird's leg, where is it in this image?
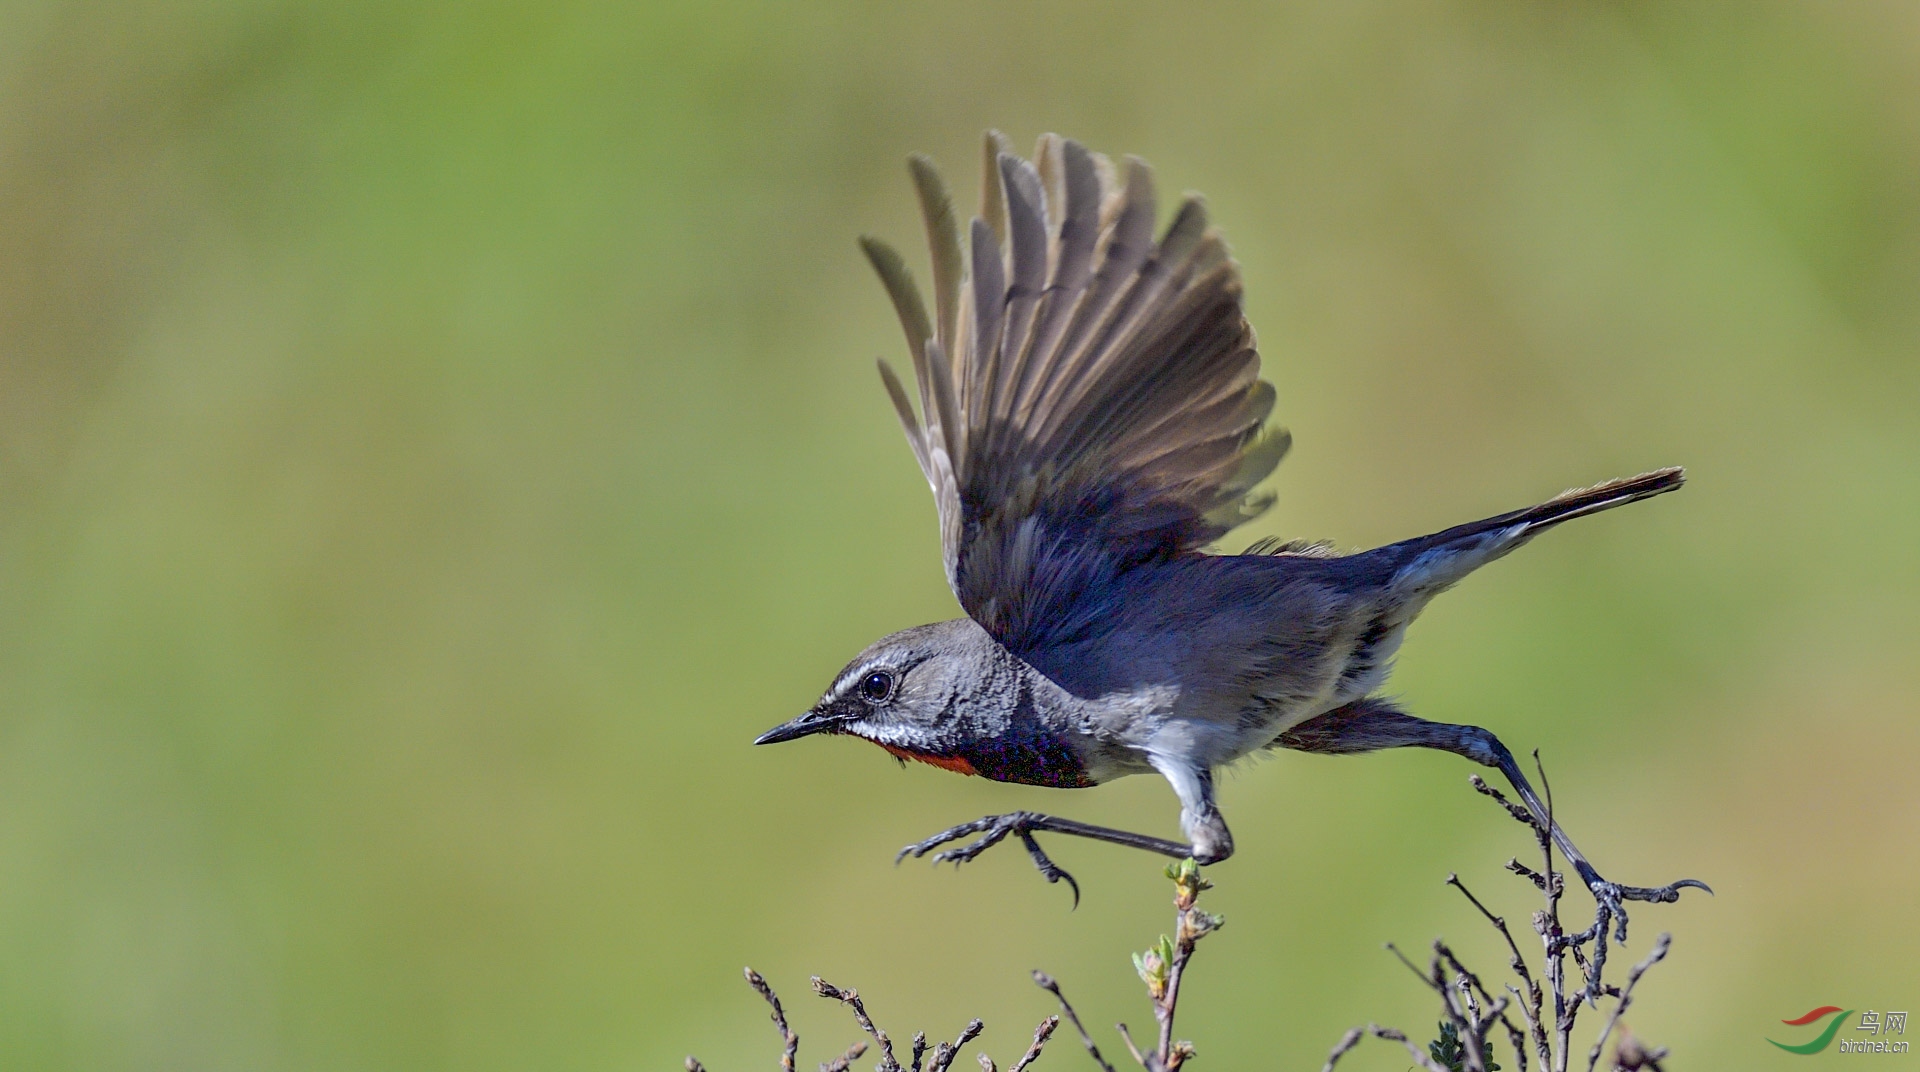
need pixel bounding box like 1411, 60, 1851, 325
1145, 753, 1234, 864
1470, 732, 1710, 924
1275, 698, 1709, 938
897, 812, 1194, 906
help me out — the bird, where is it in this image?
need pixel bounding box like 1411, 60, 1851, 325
755, 131, 1707, 919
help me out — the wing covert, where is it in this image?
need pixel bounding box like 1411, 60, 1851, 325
865, 132, 1289, 654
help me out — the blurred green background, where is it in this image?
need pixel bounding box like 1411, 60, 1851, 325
2, 2, 1917, 1069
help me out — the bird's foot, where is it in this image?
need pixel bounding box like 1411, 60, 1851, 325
1537, 866, 1711, 1010
1474, 772, 1710, 942
897, 812, 1193, 905
1571, 860, 1712, 942
897, 811, 1081, 905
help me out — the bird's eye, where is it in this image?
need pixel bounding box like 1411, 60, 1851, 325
858, 670, 895, 704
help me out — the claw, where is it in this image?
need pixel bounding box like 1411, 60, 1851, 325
1584, 874, 1712, 944
896, 815, 1000, 865
895, 811, 1194, 904
931, 829, 1002, 866
1017, 831, 1080, 908
895, 812, 1089, 905
928, 815, 1022, 867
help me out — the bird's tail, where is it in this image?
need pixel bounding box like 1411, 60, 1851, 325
1373, 467, 1685, 597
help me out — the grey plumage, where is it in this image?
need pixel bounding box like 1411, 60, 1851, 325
760, 133, 1706, 916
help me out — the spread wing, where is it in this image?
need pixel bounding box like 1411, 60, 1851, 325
863, 132, 1289, 655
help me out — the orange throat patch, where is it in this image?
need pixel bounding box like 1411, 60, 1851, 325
877, 742, 978, 777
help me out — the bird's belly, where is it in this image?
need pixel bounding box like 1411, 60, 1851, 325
1209, 618, 1412, 759
1327, 618, 1408, 707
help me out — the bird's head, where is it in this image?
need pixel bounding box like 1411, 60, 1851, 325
754, 618, 1005, 767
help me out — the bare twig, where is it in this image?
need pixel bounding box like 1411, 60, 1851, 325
1450, 871, 1547, 1067
1471, 774, 1535, 826
1033, 972, 1117, 1072
818, 1042, 868, 1072
813, 978, 900, 1072
1446, 873, 1531, 996
926, 1021, 984, 1072
1436, 939, 1518, 1042
1320, 1026, 1364, 1071
1433, 946, 1487, 1072
713, 762, 1688, 1072
1585, 934, 1670, 1072
1007, 1017, 1059, 1072
747, 968, 800, 1072
1114, 1022, 1147, 1068
1320, 760, 1690, 1072
1384, 942, 1440, 991
1508, 858, 1552, 892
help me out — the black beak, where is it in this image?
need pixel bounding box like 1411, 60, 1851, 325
753, 710, 836, 745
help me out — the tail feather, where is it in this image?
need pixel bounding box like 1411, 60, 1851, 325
1377, 467, 1685, 595
1420, 467, 1683, 549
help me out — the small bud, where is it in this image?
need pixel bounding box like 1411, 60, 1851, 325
1166, 857, 1212, 908
1131, 949, 1162, 996
810, 976, 846, 1001
1187, 909, 1225, 937
1132, 935, 1174, 1000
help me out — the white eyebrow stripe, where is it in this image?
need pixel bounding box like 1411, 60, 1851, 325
831, 659, 900, 700
829, 653, 933, 701
831, 664, 878, 697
